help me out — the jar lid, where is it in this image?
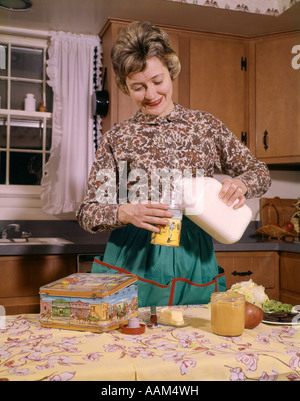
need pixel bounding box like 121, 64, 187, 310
211, 292, 245, 302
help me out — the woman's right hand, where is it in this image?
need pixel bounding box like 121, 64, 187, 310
118, 202, 174, 233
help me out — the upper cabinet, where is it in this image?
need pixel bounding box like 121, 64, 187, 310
255, 33, 300, 164
189, 35, 248, 142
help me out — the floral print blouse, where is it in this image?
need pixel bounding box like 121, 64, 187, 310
76, 103, 271, 233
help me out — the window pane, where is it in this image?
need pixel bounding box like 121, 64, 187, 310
10, 121, 43, 150
1, 42, 52, 186
0, 79, 7, 109
46, 124, 52, 150
11, 46, 43, 80
46, 83, 53, 113
0, 117, 7, 147
0, 44, 8, 77
9, 152, 42, 185
0, 151, 6, 184
45, 152, 50, 169
11, 81, 42, 111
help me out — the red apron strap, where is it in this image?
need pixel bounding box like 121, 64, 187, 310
93, 258, 170, 288
93, 258, 225, 306
168, 272, 225, 305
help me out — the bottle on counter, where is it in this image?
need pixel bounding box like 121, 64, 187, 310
39, 99, 46, 112
24, 93, 36, 112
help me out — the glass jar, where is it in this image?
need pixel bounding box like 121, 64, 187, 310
151, 192, 182, 247
211, 292, 245, 336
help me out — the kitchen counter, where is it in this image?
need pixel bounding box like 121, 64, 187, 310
1, 305, 299, 381
0, 220, 299, 256
0, 220, 110, 256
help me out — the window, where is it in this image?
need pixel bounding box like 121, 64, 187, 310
0, 35, 52, 188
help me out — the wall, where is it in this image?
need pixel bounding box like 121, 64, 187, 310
215, 169, 300, 221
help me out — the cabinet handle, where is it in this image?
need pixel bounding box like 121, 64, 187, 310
263, 130, 269, 150
241, 131, 247, 145
231, 270, 253, 277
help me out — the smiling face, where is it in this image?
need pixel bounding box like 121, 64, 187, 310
125, 57, 174, 117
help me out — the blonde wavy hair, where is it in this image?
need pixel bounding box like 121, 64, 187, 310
111, 21, 181, 95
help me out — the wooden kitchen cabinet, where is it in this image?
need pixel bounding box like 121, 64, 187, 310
215, 251, 280, 300
255, 33, 300, 163
0, 254, 76, 315
280, 252, 300, 305
189, 36, 249, 143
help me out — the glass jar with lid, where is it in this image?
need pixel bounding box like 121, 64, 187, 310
211, 292, 245, 336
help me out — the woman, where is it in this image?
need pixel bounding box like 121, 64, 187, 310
77, 21, 271, 307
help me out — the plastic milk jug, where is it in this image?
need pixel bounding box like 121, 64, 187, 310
183, 177, 252, 244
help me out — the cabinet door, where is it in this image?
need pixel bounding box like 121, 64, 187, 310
0, 254, 76, 315
280, 252, 300, 305
256, 34, 300, 162
215, 251, 279, 300
190, 37, 248, 142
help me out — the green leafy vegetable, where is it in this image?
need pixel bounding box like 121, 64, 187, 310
227, 279, 293, 312
228, 279, 268, 308
262, 299, 293, 312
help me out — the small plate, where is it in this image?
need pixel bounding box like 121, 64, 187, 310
262, 307, 300, 326
262, 319, 300, 326
157, 315, 191, 327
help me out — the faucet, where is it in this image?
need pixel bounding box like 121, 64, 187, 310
2, 224, 21, 239
1, 224, 31, 241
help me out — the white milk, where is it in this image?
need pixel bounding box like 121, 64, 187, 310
183, 177, 252, 244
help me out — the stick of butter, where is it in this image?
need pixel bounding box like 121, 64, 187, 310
160, 307, 185, 325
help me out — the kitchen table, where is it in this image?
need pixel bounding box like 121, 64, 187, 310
0, 305, 299, 381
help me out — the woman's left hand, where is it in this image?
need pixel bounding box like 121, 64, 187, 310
219, 178, 248, 210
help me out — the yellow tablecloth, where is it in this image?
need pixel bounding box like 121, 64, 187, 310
0, 305, 299, 381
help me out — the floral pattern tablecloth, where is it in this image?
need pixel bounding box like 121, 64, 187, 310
0, 305, 299, 381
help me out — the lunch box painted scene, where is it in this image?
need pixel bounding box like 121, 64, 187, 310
39, 273, 138, 333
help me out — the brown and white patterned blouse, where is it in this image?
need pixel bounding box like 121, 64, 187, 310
76, 103, 271, 233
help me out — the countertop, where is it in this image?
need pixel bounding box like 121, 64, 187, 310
0, 220, 299, 256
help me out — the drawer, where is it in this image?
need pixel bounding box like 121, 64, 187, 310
215, 251, 280, 300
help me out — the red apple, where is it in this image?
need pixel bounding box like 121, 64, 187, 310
245, 301, 264, 329
282, 221, 295, 232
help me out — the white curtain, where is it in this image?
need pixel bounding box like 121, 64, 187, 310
41, 31, 101, 215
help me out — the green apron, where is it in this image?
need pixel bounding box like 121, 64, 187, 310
92, 215, 226, 307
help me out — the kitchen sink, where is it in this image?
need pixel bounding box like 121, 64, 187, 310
0, 237, 74, 245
